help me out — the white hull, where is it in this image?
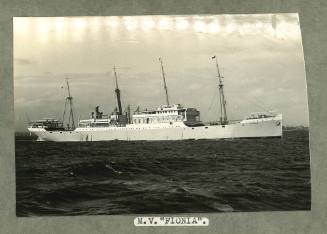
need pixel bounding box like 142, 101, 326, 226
28, 115, 282, 142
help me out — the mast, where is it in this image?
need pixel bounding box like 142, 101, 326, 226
159, 57, 170, 106
127, 104, 131, 124
62, 78, 75, 129
113, 65, 123, 115
212, 55, 228, 125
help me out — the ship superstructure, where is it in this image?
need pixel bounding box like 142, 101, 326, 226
28, 57, 282, 141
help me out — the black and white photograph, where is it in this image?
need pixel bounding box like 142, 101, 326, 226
14, 14, 310, 216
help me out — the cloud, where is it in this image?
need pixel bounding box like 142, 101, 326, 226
14, 57, 36, 66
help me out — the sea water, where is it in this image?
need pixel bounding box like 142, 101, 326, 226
15, 129, 310, 216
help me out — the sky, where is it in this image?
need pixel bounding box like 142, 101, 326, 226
14, 14, 309, 131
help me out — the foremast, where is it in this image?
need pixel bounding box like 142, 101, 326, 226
212, 55, 228, 125
62, 78, 75, 129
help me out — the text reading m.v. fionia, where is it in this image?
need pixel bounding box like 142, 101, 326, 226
134, 216, 209, 226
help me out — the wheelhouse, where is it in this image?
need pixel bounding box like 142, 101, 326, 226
132, 104, 201, 125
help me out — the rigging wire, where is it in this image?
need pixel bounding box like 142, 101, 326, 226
208, 89, 219, 111
227, 91, 273, 114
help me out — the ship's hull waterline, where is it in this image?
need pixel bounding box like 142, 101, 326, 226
28, 115, 282, 142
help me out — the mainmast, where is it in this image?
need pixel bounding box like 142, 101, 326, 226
212, 55, 228, 125
62, 78, 75, 129
113, 65, 123, 115
159, 57, 170, 106
126, 104, 131, 124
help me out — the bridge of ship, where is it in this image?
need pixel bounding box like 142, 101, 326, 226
78, 104, 201, 127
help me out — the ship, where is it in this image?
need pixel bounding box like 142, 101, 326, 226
27, 56, 282, 142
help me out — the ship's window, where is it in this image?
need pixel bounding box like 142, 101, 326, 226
60, 132, 62, 133
205, 127, 208, 129
192, 128, 194, 130
222, 125, 225, 128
